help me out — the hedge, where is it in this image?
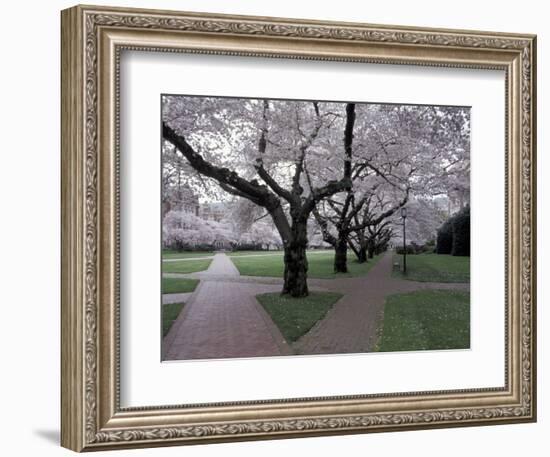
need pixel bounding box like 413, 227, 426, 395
451, 206, 470, 256
435, 220, 453, 254
435, 206, 470, 257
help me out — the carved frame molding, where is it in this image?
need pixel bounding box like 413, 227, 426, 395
61, 5, 536, 451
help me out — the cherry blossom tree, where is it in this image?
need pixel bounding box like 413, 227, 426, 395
162, 97, 356, 297
236, 220, 282, 250
309, 104, 467, 272
163, 210, 237, 250
162, 96, 470, 295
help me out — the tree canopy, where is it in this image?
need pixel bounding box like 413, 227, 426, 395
162, 95, 470, 295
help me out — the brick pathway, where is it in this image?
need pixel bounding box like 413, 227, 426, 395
293, 252, 469, 355
162, 292, 192, 305
163, 253, 293, 360
162, 251, 469, 360
201, 252, 240, 276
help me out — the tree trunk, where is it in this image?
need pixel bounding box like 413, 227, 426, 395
348, 240, 363, 263
334, 235, 348, 273
357, 246, 368, 263
282, 219, 309, 297
367, 239, 375, 259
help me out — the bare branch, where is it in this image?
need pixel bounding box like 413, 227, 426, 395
253, 101, 295, 203
348, 189, 410, 232
311, 206, 337, 247
163, 122, 279, 210
252, 212, 271, 223
291, 101, 323, 196
303, 177, 352, 214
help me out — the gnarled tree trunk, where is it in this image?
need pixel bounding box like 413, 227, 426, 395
282, 219, 309, 297
367, 239, 375, 259
357, 246, 368, 263
334, 235, 348, 273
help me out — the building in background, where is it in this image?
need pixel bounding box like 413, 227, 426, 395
162, 184, 200, 218
199, 202, 227, 222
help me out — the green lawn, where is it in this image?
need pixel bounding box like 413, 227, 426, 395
162, 302, 185, 337
162, 258, 212, 274
376, 289, 470, 352
231, 251, 381, 279
162, 249, 214, 259
162, 277, 200, 294
227, 250, 281, 257
257, 291, 343, 342
227, 249, 332, 257
393, 253, 470, 283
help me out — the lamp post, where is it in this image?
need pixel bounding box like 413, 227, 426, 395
401, 207, 407, 274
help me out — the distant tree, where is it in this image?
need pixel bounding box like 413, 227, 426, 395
313, 188, 408, 271
237, 220, 282, 250
163, 210, 237, 250
389, 197, 448, 250
349, 220, 393, 263
309, 104, 468, 272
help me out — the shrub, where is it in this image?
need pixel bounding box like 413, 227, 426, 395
451, 206, 470, 256
436, 220, 453, 254
234, 243, 265, 251
416, 243, 434, 254
395, 245, 417, 255
167, 243, 226, 252
374, 242, 389, 255
396, 242, 434, 255
435, 206, 470, 257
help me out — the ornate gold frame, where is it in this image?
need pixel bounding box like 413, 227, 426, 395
61, 4, 537, 452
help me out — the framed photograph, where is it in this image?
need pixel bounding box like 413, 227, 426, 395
61, 4, 537, 452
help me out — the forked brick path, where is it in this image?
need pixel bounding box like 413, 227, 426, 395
292, 252, 469, 355
162, 252, 468, 360
164, 254, 294, 360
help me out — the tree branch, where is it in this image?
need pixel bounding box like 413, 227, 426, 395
218, 182, 262, 205
291, 101, 323, 197
302, 177, 352, 214
163, 122, 278, 210
253, 101, 295, 203
348, 189, 410, 232
301, 103, 355, 215
311, 206, 337, 246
